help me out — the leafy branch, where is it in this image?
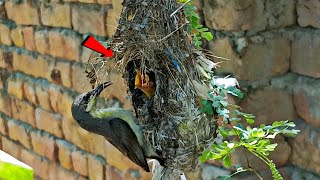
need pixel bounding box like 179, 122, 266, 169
179, 0, 213, 47
199, 80, 299, 180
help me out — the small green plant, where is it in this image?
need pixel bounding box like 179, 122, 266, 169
199, 80, 299, 180
179, 1, 300, 179
180, 0, 213, 47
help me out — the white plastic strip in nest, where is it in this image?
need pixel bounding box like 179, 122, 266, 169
212, 77, 240, 88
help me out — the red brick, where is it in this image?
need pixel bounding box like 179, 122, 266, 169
57, 91, 74, 121
35, 81, 52, 111
30, 130, 56, 161
57, 140, 75, 170
72, 7, 106, 36
35, 30, 50, 55
0, 116, 7, 135
0, 2, 7, 19
123, 169, 142, 180
80, 46, 94, 63
12, 53, 48, 79
47, 31, 81, 61
20, 148, 49, 179
71, 63, 92, 93
0, 49, 5, 68
2, 136, 21, 159
48, 163, 81, 180
56, 165, 79, 180
88, 155, 105, 180
111, 0, 123, 23
61, 116, 79, 146
106, 10, 119, 36
41, 2, 71, 28
34, 56, 55, 80
105, 166, 122, 180
97, 0, 112, 5
0, 24, 12, 45
7, 76, 23, 100
54, 61, 71, 88
78, 0, 96, 3
35, 108, 62, 137
49, 31, 65, 58
33, 154, 50, 179
104, 141, 141, 171
23, 78, 37, 105
76, 127, 105, 156
139, 169, 153, 180
22, 27, 36, 51
48, 84, 63, 112
20, 148, 35, 171
11, 98, 36, 127
63, 34, 81, 61
72, 149, 88, 176
11, 27, 24, 47
48, 162, 59, 180
12, 53, 55, 80
7, 120, 31, 149
1, 51, 13, 69
5, 1, 39, 25
0, 91, 12, 116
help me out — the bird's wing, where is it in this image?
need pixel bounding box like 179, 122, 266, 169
106, 118, 150, 172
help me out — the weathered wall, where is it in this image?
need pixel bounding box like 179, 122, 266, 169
0, 0, 320, 179
202, 0, 320, 179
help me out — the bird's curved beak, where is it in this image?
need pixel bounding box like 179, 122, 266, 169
91, 81, 113, 96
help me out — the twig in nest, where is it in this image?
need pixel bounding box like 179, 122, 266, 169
157, 23, 187, 42
170, 0, 192, 17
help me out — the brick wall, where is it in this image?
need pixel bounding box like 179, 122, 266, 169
1, 0, 320, 179
201, 0, 320, 179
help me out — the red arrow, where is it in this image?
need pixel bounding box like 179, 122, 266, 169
81, 36, 113, 58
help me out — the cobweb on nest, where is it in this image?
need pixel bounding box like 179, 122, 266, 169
85, 0, 223, 178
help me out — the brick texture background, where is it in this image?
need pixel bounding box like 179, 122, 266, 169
0, 0, 319, 179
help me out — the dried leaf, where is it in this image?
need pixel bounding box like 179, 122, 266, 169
192, 80, 209, 99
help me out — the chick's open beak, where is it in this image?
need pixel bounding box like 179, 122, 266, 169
135, 70, 155, 99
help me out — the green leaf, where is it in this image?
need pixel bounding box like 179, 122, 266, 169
222, 155, 231, 167
220, 100, 228, 107
246, 118, 255, 124
201, 32, 214, 41
212, 101, 221, 108
218, 176, 232, 180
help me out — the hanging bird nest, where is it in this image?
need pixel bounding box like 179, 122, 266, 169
86, 0, 219, 176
